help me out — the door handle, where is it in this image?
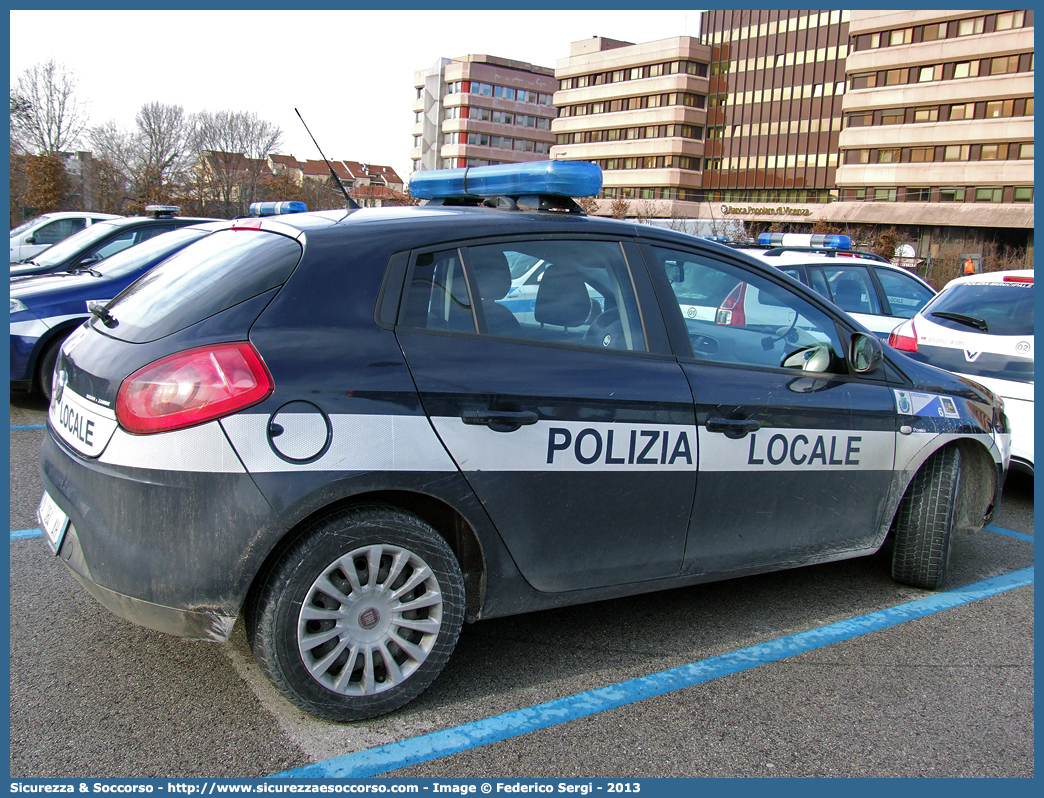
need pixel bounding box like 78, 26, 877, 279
461, 409, 539, 432
706, 417, 761, 439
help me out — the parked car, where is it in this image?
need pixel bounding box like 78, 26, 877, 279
10, 211, 122, 264
11, 223, 224, 399
889, 269, 1033, 475
10, 206, 217, 278
735, 235, 937, 339
38, 162, 1009, 723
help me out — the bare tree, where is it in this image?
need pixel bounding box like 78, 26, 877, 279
609, 196, 630, 219
195, 110, 283, 215
128, 102, 191, 209
11, 60, 89, 154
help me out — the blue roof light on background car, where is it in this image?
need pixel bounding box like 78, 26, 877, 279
409, 161, 603, 200
249, 201, 308, 217
758, 233, 852, 250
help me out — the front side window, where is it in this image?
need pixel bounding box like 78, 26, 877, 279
34, 217, 86, 245
649, 247, 847, 374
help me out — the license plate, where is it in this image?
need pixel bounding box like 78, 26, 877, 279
38, 491, 69, 554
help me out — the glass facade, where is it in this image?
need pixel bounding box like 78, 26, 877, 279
699, 10, 850, 201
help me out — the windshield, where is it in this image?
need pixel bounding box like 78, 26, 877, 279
93, 227, 211, 279
11, 215, 51, 237
926, 282, 1034, 337
28, 220, 123, 266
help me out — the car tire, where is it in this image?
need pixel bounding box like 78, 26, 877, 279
891, 446, 961, 590
247, 505, 465, 721
37, 333, 68, 401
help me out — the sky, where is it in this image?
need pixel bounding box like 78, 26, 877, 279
10, 9, 703, 184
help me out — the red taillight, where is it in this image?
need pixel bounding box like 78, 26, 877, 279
116, 342, 272, 434
1003, 274, 1033, 284
716, 282, 747, 326
888, 320, 918, 353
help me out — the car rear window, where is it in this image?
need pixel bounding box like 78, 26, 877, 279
927, 282, 1033, 337
101, 229, 302, 343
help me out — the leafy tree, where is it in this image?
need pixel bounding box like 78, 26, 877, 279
23, 153, 70, 214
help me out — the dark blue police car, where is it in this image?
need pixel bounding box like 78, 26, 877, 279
10, 206, 217, 279
11, 223, 223, 398
37, 162, 1010, 721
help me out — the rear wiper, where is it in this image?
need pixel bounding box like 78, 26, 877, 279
930, 311, 988, 332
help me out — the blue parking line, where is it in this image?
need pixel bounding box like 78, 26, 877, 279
11, 528, 42, 540
272, 566, 1034, 779
10, 424, 45, 430
986, 525, 1034, 544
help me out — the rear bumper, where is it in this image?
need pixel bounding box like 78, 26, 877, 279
39, 429, 287, 640
61, 525, 236, 641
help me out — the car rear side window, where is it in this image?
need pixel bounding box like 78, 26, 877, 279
102, 230, 302, 343
875, 269, 934, 318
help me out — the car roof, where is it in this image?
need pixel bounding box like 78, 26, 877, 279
942, 269, 1034, 289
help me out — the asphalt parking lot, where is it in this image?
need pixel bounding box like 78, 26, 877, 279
9, 390, 1034, 779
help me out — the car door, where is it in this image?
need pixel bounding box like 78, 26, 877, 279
22, 217, 88, 260
641, 243, 898, 576
395, 236, 697, 593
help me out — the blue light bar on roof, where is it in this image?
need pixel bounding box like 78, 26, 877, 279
758, 232, 852, 250
409, 160, 602, 200
249, 201, 307, 217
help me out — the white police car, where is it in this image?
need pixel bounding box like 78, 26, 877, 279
10, 211, 122, 264
38, 162, 1010, 722
890, 270, 1032, 475
735, 234, 937, 339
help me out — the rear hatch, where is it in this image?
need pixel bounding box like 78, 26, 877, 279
48, 227, 303, 459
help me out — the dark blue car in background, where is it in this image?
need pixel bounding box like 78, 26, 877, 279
10, 223, 222, 398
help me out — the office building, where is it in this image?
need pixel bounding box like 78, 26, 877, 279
411, 55, 558, 173
698, 10, 851, 205
830, 10, 1034, 255
550, 36, 711, 206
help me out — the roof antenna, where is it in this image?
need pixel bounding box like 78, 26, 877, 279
295, 108, 361, 210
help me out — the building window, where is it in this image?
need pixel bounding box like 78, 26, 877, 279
957, 17, 984, 36
986, 99, 1015, 118
1013, 187, 1033, 202
913, 107, 939, 123
909, 148, 934, 162
939, 188, 966, 202
918, 65, 943, 82
851, 73, 877, 90
881, 110, 904, 125
995, 11, 1025, 31
877, 149, 901, 164
1019, 142, 1034, 159
980, 144, 1008, 160
905, 188, 930, 202
949, 103, 975, 120
953, 61, 980, 79
975, 188, 1003, 202
922, 22, 947, 41
873, 188, 898, 202
890, 28, 912, 45
845, 149, 870, 165
943, 145, 970, 161
884, 68, 909, 86
990, 55, 1020, 76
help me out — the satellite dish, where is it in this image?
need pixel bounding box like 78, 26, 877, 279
896, 244, 916, 258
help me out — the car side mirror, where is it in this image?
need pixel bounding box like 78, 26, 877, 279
849, 331, 883, 374
24, 236, 35, 244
